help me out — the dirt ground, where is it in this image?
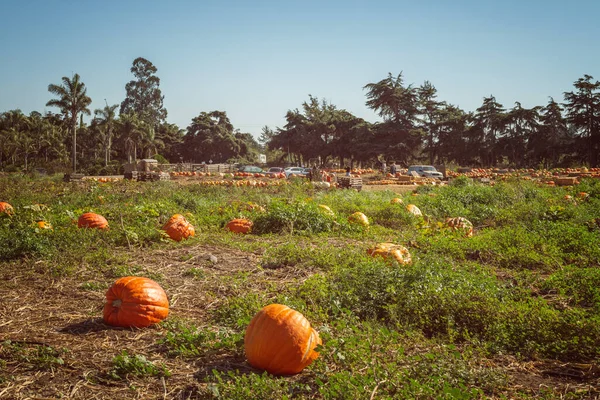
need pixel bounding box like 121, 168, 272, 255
1, 243, 598, 399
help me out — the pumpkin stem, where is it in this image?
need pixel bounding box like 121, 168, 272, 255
112, 299, 122, 308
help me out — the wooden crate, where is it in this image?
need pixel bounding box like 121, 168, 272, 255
555, 177, 579, 186
337, 176, 363, 191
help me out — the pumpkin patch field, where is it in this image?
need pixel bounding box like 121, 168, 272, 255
1, 174, 599, 399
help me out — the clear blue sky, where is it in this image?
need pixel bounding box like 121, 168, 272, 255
1, 0, 598, 137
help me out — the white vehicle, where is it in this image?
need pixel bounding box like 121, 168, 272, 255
284, 167, 305, 178
407, 165, 444, 179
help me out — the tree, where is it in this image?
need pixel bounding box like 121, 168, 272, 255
94, 104, 119, 166
182, 111, 250, 163
435, 104, 469, 165
563, 75, 600, 166
120, 57, 167, 127
116, 113, 145, 163
364, 73, 421, 163
502, 102, 540, 167
417, 81, 442, 164
470, 96, 506, 166
530, 98, 569, 167
46, 74, 92, 172
155, 123, 184, 162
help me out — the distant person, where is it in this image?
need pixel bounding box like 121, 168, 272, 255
311, 165, 319, 181
345, 166, 351, 176
390, 161, 397, 175
381, 161, 387, 174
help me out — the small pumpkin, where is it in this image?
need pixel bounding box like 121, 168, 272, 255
36, 220, 53, 230
78, 212, 109, 229
367, 242, 412, 265
445, 217, 474, 237
348, 211, 369, 227
226, 218, 253, 234
163, 214, 195, 241
390, 197, 403, 205
103, 276, 169, 328
406, 204, 423, 217
0, 202, 14, 216
245, 304, 322, 375
318, 204, 334, 216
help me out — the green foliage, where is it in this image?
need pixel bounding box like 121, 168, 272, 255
252, 200, 336, 235
108, 351, 170, 380
0, 340, 65, 371
542, 267, 600, 312
159, 320, 243, 358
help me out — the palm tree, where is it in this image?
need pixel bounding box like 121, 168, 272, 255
116, 113, 144, 163
46, 74, 92, 172
94, 104, 118, 166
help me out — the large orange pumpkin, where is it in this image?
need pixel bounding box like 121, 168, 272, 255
163, 214, 195, 241
406, 204, 423, 217
0, 202, 14, 216
367, 242, 412, 265
78, 212, 109, 229
445, 217, 474, 237
348, 211, 369, 227
103, 276, 169, 328
226, 218, 253, 234
245, 304, 322, 375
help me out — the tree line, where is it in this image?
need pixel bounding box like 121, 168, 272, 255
0, 57, 261, 174
1, 59, 599, 174
265, 73, 600, 168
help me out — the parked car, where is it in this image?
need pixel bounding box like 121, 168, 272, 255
265, 167, 284, 176
285, 167, 305, 178
406, 165, 444, 179
238, 165, 263, 174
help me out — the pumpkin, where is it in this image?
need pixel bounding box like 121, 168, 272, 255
245, 304, 321, 375
36, 220, 53, 230
406, 204, 423, 217
445, 217, 474, 238
78, 212, 109, 229
367, 242, 412, 265
348, 211, 369, 227
226, 218, 253, 234
163, 214, 195, 241
390, 197, 403, 205
103, 276, 169, 328
0, 202, 14, 216
318, 204, 334, 216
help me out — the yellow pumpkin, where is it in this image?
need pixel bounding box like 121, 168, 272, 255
406, 204, 423, 217
348, 211, 369, 227
367, 242, 412, 265
318, 204, 334, 216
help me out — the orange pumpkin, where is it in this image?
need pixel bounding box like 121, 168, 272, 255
163, 214, 195, 241
0, 202, 14, 216
348, 211, 369, 227
446, 217, 474, 237
367, 242, 412, 265
78, 212, 109, 229
390, 197, 403, 205
103, 276, 169, 328
226, 218, 253, 234
406, 204, 423, 217
245, 304, 322, 375
36, 220, 53, 230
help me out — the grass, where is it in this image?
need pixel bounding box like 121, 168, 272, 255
0, 174, 599, 398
